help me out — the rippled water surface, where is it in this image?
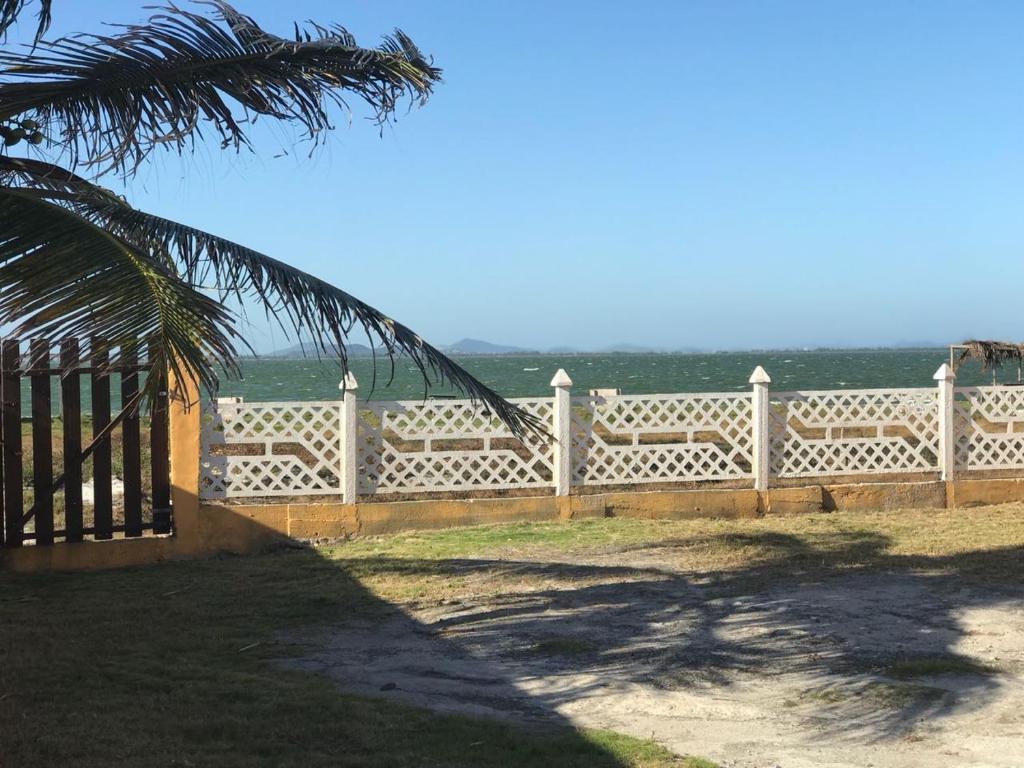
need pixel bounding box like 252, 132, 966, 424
215, 349, 1014, 402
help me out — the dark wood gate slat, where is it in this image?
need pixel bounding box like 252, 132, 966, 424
60, 339, 84, 543
30, 339, 54, 546
0, 340, 4, 546
2, 340, 23, 547
121, 349, 142, 537
90, 341, 113, 540
149, 355, 171, 534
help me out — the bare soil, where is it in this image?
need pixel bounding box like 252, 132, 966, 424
290, 541, 1024, 767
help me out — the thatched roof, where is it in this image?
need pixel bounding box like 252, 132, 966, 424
955, 340, 1024, 371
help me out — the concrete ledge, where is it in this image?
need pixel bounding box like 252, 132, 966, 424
0, 536, 179, 573
598, 488, 760, 520
823, 481, 946, 512
765, 486, 824, 516
353, 495, 560, 536
952, 477, 1024, 508
287, 502, 358, 540
8, 476, 1024, 573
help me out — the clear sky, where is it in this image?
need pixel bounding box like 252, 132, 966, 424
11, 1, 1024, 352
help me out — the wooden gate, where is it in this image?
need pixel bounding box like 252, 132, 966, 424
0, 338, 171, 547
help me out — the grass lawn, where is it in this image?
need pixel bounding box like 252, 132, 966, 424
328, 504, 1024, 604
0, 545, 708, 767
4, 503, 1024, 766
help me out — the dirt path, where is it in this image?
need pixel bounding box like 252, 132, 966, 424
288, 549, 1024, 767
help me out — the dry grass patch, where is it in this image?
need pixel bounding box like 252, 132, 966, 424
324, 504, 1024, 605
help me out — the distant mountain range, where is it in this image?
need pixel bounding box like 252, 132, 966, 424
442, 339, 706, 355
443, 338, 537, 355
264, 338, 677, 357
260, 338, 946, 359
263, 342, 381, 358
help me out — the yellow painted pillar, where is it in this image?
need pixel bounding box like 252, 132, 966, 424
168, 366, 203, 554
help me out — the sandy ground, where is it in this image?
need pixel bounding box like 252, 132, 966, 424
288, 548, 1024, 768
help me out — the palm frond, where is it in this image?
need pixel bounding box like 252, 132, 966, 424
0, 186, 241, 398
0, 1, 441, 176
91, 201, 542, 437
1, 169, 541, 436
0, 0, 51, 42
0, 155, 121, 200
958, 340, 1024, 371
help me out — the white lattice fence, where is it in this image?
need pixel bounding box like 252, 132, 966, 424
954, 387, 1024, 471
769, 388, 940, 478
197, 376, 1024, 502
570, 393, 754, 485
200, 401, 344, 498
358, 398, 553, 494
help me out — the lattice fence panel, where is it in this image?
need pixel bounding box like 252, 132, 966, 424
359, 398, 553, 494
200, 401, 343, 499
953, 387, 1024, 471
769, 388, 939, 478
570, 393, 754, 485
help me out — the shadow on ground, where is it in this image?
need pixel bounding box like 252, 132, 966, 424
0, 544, 673, 768
301, 531, 1024, 767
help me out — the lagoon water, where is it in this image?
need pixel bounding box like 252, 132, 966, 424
22, 348, 1015, 416
216, 348, 1012, 402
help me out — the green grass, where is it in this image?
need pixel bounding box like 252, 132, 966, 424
0, 549, 707, 768
886, 656, 997, 679
7, 504, 1024, 766
329, 505, 1024, 604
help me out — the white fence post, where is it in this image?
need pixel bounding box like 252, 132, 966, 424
934, 363, 956, 481
749, 366, 771, 492
551, 369, 573, 496
339, 372, 359, 503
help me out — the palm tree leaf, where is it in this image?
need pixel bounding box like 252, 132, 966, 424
0, 0, 51, 42
0, 1, 441, 176
0, 186, 242, 400
0, 155, 121, 200
1, 167, 543, 436
958, 340, 1024, 371
90, 200, 543, 437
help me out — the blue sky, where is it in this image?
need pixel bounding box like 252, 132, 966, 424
13, 1, 1024, 351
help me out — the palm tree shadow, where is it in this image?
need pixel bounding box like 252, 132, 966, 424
306, 530, 1024, 751
1, 543, 654, 768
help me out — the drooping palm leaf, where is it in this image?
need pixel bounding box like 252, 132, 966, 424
0, 0, 51, 42
0, 4, 538, 436
0, 1, 441, 176
0, 186, 241, 397
0, 162, 542, 435
87, 200, 542, 435
958, 340, 1024, 371
0, 155, 120, 200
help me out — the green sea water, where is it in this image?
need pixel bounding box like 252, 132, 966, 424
215, 348, 1012, 402
16, 348, 1017, 416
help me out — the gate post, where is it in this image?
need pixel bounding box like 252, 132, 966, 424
550, 369, 573, 496
934, 364, 956, 482
168, 366, 202, 552
749, 366, 772, 493
339, 372, 359, 504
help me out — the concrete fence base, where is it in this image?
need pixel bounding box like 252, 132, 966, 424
5, 476, 1024, 573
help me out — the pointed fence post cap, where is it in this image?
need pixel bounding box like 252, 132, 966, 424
748, 366, 771, 385
933, 363, 955, 382
550, 369, 573, 388
339, 371, 359, 391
